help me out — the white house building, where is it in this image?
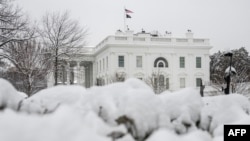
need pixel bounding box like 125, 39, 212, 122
47, 30, 212, 92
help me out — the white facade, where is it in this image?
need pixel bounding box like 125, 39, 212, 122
48, 30, 212, 91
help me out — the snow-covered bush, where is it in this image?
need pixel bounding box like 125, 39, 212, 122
19, 85, 86, 114
159, 88, 203, 134
0, 79, 24, 110
79, 79, 203, 140
146, 129, 212, 141
79, 78, 158, 140
0, 106, 126, 141
1, 78, 250, 141
200, 94, 250, 136
18, 91, 28, 98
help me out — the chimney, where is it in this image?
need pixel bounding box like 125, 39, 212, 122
186, 29, 193, 38
125, 30, 134, 36
115, 29, 124, 36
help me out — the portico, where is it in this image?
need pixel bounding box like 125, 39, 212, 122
47, 55, 94, 88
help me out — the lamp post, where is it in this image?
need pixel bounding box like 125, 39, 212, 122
224, 52, 233, 94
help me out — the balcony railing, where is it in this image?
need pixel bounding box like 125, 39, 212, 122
94, 35, 210, 53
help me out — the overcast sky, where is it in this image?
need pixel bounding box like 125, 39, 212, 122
16, 0, 250, 54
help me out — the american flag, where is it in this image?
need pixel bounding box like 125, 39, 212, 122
125, 8, 133, 13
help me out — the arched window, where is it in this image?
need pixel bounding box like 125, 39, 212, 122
158, 62, 164, 68
154, 57, 168, 68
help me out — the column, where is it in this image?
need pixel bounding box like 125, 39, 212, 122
47, 71, 54, 87
204, 54, 210, 84
92, 62, 96, 86
67, 62, 70, 85
81, 66, 86, 86
89, 62, 93, 87
75, 61, 80, 84
85, 64, 90, 88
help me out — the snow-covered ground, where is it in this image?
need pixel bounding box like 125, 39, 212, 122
0, 78, 250, 141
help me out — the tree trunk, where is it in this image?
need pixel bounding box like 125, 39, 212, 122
27, 83, 32, 97
25, 75, 32, 97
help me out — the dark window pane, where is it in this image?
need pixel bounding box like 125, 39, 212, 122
118, 56, 124, 67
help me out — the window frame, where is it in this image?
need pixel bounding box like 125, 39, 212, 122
154, 57, 168, 68
166, 78, 169, 89
196, 78, 202, 87
196, 57, 202, 68
180, 78, 186, 88
136, 56, 143, 68
180, 57, 185, 68
118, 55, 125, 67
159, 75, 165, 86
158, 61, 164, 68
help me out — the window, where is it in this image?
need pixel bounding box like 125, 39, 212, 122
180, 78, 185, 88
180, 57, 185, 68
196, 57, 202, 68
159, 75, 165, 86
136, 56, 142, 68
118, 56, 124, 67
166, 78, 169, 89
196, 78, 202, 87
154, 57, 168, 68
158, 62, 164, 68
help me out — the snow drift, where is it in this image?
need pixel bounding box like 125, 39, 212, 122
0, 78, 250, 141
0, 79, 24, 110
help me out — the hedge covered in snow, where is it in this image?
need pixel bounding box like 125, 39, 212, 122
0, 78, 250, 141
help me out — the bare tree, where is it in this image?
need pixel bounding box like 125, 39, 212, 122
0, 40, 51, 96
40, 11, 88, 85
0, 58, 5, 67
0, 56, 7, 74
0, 57, 7, 77
145, 69, 169, 94
0, 0, 33, 48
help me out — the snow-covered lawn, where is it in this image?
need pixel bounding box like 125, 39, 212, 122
0, 78, 250, 141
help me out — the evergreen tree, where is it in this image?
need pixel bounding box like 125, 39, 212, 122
210, 47, 250, 94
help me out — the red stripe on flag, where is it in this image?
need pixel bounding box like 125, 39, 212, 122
125, 9, 133, 13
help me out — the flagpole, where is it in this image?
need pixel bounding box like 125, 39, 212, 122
124, 6, 126, 31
